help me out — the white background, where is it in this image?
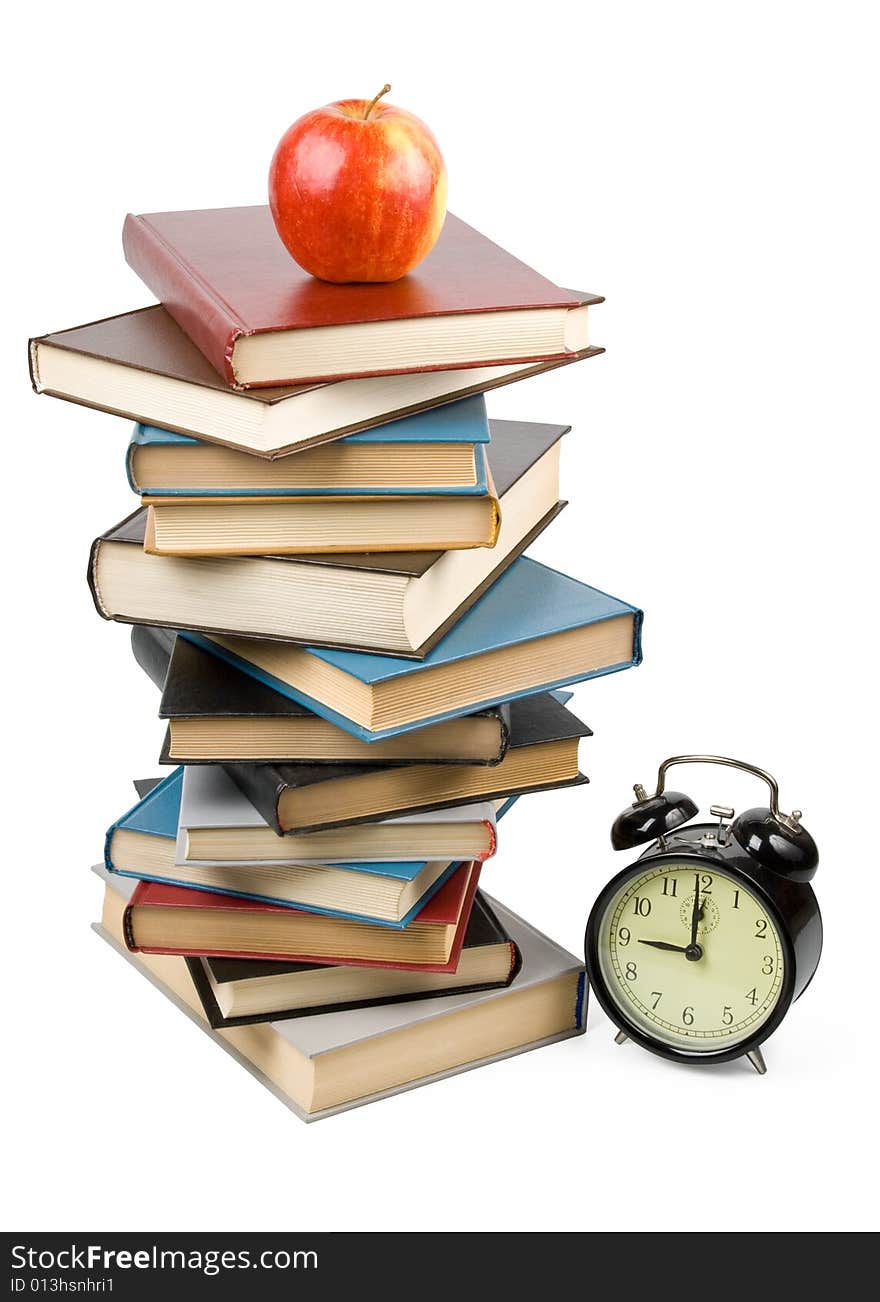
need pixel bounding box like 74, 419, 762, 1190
3, 0, 877, 1234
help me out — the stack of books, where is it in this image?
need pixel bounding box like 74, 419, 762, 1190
31, 204, 642, 1121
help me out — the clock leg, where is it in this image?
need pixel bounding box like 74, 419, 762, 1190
614, 1030, 629, 1046
746, 1047, 767, 1075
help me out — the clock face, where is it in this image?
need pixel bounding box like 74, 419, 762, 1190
596, 861, 787, 1053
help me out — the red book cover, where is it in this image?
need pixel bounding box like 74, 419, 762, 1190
122, 860, 481, 973
122, 206, 598, 387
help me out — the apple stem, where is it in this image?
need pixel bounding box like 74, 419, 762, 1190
364, 84, 391, 120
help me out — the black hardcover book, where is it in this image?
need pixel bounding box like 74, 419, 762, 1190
134, 626, 512, 767
132, 777, 163, 800
88, 418, 569, 658
185, 891, 522, 1028
222, 692, 592, 836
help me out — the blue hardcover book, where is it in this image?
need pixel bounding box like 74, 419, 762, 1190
185, 558, 642, 742
127, 393, 491, 498
104, 770, 517, 928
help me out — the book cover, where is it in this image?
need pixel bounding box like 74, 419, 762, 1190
303, 560, 641, 686
122, 859, 481, 972
104, 766, 182, 862
186, 891, 522, 1028
122, 206, 601, 387
190, 557, 642, 741
30, 303, 601, 458
133, 777, 163, 799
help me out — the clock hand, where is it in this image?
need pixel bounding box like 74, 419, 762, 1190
690, 874, 701, 946
637, 939, 690, 953
687, 873, 703, 961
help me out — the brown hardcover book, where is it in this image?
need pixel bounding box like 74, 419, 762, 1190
87, 419, 567, 657
122, 206, 602, 387
30, 304, 600, 459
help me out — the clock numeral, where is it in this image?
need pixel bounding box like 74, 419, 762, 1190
762, 955, 775, 975
732, 890, 741, 910
650, 991, 662, 1010
755, 919, 768, 939
746, 987, 759, 1006
682, 1006, 695, 1026
618, 927, 631, 947
632, 896, 651, 917
625, 962, 637, 981
700, 874, 713, 894
722, 1006, 734, 1025
661, 877, 678, 898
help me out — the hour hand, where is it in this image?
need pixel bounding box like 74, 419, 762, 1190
637, 939, 689, 953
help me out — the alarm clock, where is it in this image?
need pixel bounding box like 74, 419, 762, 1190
585, 755, 822, 1074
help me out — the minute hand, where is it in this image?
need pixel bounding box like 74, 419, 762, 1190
690, 873, 701, 948
684, 873, 705, 961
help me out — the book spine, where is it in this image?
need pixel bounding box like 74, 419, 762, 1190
486, 495, 501, 547
27, 337, 42, 393
122, 214, 242, 387
125, 438, 141, 494
86, 536, 112, 622
494, 704, 512, 764
631, 608, 645, 666
122, 902, 139, 952
575, 969, 588, 1030
479, 820, 498, 861
482, 457, 500, 548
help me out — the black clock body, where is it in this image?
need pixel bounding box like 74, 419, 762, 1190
585, 823, 823, 1066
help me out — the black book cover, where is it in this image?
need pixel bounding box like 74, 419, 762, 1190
88, 418, 569, 659
185, 891, 521, 1028
132, 777, 164, 799
222, 692, 592, 835
131, 624, 177, 691
135, 626, 512, 766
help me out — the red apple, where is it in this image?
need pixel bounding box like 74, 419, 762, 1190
268, 85, 447, 283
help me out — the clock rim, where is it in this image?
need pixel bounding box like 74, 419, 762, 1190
585, 851, 797, 1066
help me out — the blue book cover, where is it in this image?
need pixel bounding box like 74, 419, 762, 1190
104, 767, 183, 856
186, 559, 642, 742
128, 394, 491, 498
103, 769, 520, 929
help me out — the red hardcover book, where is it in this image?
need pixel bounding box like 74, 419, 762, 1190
122, 205, 601, 388
122, 861, 480, 973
